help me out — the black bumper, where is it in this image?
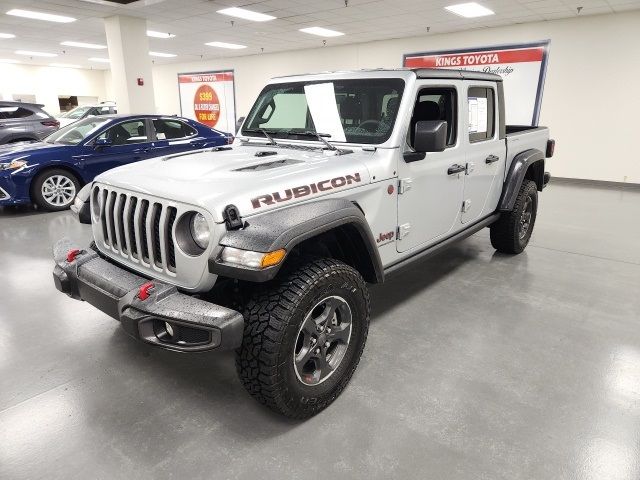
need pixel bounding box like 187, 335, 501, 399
52, 238, 244, 352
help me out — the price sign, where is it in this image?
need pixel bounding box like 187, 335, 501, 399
178, 70, 236, 133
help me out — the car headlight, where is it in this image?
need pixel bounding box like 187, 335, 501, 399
0, 160, 27, 171
220, 247, 286, 269
190, 213, 210, 249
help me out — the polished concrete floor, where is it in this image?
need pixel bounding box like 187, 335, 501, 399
1, 182, 639, 480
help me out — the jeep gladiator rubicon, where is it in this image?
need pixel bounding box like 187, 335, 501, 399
52, 69, 553, 418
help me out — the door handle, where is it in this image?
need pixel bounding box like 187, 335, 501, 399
485, 154, 500, 164
447, 164, 466, 175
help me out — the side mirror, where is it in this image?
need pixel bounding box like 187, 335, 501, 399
94, 138, 112, 148
414, 120, 447, 153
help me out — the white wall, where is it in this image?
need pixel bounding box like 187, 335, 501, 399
0, 64, 108, 116
152, 11, 640, 184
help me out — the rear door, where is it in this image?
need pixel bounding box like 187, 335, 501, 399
461, 85, 506, 223
396, 83, 465, 253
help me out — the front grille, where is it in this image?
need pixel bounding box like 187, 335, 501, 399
96, 186, 177, 276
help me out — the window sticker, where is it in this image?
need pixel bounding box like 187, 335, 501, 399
468, 96, 488, 134
157, 132, 166, 140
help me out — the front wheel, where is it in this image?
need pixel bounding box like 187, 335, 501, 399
235, 258, 370, 419
490, 179, 538, 254
32, 169, 80, 211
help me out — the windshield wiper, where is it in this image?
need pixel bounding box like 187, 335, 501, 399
284, 130, 338, 151
243, 128, 277, 146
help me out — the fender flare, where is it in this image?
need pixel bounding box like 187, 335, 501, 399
499, 148, 545, 212
209, 198, 384, 283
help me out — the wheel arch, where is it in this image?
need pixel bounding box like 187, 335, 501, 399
499, 148, 545, 212
209, 199, 384, 284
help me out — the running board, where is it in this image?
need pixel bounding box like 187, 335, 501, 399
384, 213, 500, 278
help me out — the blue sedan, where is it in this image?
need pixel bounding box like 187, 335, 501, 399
0, 114, 231, 211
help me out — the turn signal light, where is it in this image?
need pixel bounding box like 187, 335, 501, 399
220, 247, 286, 269
261, 249, 286, 268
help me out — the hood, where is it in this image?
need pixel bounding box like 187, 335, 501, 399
94, 144, 373, 222
0, 141, 65, 162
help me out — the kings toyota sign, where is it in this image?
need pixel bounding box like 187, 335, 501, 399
404, 41, 550, 126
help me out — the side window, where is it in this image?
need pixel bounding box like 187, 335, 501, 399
0, 106, 35, 119
408, 87, 457, 148
468, 87, 495, 143
97, 106, 111, 115
97, 120, 149, 145
153, 119, 197, 140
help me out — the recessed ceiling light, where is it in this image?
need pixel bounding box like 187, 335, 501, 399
0, 33, 16, 39
50, 63, 81, 68
444, 2, 494, 18
149, 51, 176, 58
15, 50, 58, 58
299, 27, 345, 37
6, 9, 76, 23
61, 41, 106, 49
217, 7, 276, 22
0, 58, 19, 64
205, 41, 247, 50
147, 30, 175, 39
88, 57, 110, 63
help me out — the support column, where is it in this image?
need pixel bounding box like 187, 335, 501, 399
104, 15, 155, 114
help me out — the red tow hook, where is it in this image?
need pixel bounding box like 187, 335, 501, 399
66, 249, 82, 263
138, 282, 155, 301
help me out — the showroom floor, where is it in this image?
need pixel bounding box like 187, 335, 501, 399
1, 182, 639, 480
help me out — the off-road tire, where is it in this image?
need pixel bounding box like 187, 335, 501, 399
235, 258, 370, 419
31, 168, 80, 211
490, 179, 538, 254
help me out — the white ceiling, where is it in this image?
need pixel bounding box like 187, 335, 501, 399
0, 0, 638, 70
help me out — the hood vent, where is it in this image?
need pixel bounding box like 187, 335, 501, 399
234, 159, 303, 172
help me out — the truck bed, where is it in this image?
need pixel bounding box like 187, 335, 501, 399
504, 125, 549, 175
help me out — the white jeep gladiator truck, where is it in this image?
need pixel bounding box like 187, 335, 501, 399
53, 68, 553, 418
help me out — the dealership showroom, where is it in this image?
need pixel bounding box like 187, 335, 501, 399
1, 0, 640, 478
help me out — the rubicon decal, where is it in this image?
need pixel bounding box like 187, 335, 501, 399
251, 173, 361, 209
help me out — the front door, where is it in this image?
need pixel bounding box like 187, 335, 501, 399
397, 84, 465, 253
461, 85, 505, 224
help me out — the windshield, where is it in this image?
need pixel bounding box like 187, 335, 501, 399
60, 106, 92, 119
45, 117, 111, 145
242, 78, 405, 145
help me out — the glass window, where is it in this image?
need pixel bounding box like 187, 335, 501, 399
152, 119, 197, 140
468, 87, 495, 143
96, 120, 149, 145
0, 106, 34, 119
44, 117, 111, 145
60, 106, 91, 119
242, 79, 405, 144
408, 87, 457, 148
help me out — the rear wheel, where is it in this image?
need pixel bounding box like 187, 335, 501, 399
235, 258, 370, 419
32, 169, 80, 211
490, 179, 538, 254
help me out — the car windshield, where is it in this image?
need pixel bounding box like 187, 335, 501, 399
45, 117, 111, 145
242, 78, 405, 145
60, 106, 92, 119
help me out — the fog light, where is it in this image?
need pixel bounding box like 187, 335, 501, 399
165, 321, 174, 337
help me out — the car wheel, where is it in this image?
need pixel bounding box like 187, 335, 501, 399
490, 179, 538, 254
32, 169, 80, 211
236, 257, 370, 419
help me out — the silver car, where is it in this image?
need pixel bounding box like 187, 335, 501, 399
0, 101, 60, 145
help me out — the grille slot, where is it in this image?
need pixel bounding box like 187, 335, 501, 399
93, 187, 178, 277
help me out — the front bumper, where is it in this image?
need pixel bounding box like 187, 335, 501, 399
52, 238, 244, 352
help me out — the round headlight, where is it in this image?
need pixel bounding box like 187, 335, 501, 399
190, 213, 210, 249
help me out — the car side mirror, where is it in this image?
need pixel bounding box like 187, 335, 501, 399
94, 138, 112, 148
414, 120, 447, 153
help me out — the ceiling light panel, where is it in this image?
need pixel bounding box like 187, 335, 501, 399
217, 7, 276, 22
6, 9, 76, 23
205, 41, 247, 50
147, 30, 175, 38
445, 2, 495, 18
61, 41, 107, 49
50, 63, 81, 68
15, 50, 58, 57
88, 57, 110, 63
149, 51, 176, 57
0, 33, 16, 39
299, 27, 345, 37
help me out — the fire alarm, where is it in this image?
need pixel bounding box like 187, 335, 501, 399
137, 78, 144, 86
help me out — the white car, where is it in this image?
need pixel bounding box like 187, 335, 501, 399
57, 103, 117, 127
